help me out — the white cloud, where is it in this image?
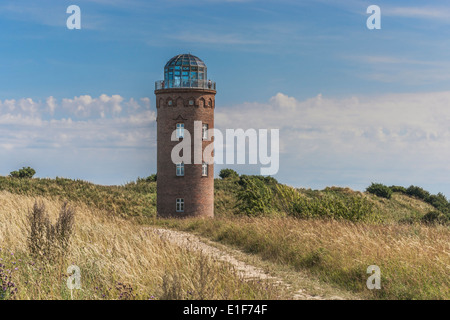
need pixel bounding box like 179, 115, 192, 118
46, 96, 57, 115
216, 92, 450, 193
0, 94, 155, 151
2, 92, 449, 194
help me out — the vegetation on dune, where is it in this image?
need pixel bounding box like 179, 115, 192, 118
0, 176, 157, 217
9, 167, 36, 179
1, 169, 449, 300
365, 182, 450, 225
218, 168, 239, 180
0, 193, 284, 300
1, 171, 448, 225
366, 183, 393, 199
27, 201, 75, 261
148, 216, 449, 300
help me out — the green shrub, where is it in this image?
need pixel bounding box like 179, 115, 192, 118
366, 183, 393, 199
390, 185, 407, 194
406, 185, 431, 201
426, 193, 449, 213
276, 184, 375, 222
219, 169, 239, 180
141, 174, 157, 182
297, 194, 375, 222
236, 176, 274, 216
238, 175, 278, 185
391, 185, 449, 213
275, 184, 305, 215
421, 210, 449, 225
9, 167, 36, 179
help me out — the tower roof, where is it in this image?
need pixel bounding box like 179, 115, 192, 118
160, 53, 214, 90
165, 54, 206, 68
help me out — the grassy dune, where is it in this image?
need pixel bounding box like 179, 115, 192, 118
0, 176, 449, 300
0, 191, 283, 300
149, 216, 449, 300
0, 176, 156, 217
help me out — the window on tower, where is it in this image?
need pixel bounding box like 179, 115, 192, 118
176, 198, 184, 212
176, 123, 184, 138
176, 163, 184, 176
202, 162, 208, 176
202, 123, 208, 140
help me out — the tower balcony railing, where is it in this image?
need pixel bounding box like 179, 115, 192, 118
155, 79, 216, 91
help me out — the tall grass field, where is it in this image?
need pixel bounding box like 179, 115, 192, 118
0, 175, 448, 300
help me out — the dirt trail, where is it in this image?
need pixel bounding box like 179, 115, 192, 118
149, 227, 344, 300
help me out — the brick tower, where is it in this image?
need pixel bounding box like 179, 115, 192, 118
155, 54, 216, 218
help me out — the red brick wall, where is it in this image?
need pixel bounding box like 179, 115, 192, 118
155, 88, 216, 218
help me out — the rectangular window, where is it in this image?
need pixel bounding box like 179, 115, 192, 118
202, 162, 208, 177
202, 123, 208, 140
176, 198, 184, 212
176, 163, 184, 176
176, 123, 184, 138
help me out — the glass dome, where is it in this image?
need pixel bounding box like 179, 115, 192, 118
163, 54, 209, 89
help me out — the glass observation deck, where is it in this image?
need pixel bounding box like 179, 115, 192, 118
155, 53, 215, 90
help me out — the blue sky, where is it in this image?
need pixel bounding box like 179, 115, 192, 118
1, 0, 450, 197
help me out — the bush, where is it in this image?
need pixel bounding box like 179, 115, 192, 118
421, 210, 449, 225
426, 193, 449, 213
390, 185, 407, 194
9, 167, 36, 179
219, 169, 239, 180
27, 201, 75, 260
236, 176, 274, 216
275, 185, 375, 222
406, 185, 431, 201
295, 193, 375, 222
238, 175, 278, 185
143, 174, 157, 182
366, 183, 393, 199
391, 185, 449, 213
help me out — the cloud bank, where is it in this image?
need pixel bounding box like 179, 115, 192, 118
1, 91, 449, 196
216, 91, 450, 195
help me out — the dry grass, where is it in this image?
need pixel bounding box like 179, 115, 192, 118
0, 191, 284, 300
150, 216, 450, 300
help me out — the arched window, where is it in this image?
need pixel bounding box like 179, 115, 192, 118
176, 123, 184, 139
176, 162, 184, 176
202, 123, 208, 140
202, 162, 208, 176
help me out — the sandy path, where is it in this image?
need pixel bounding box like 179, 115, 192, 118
148, 227, 341, 300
